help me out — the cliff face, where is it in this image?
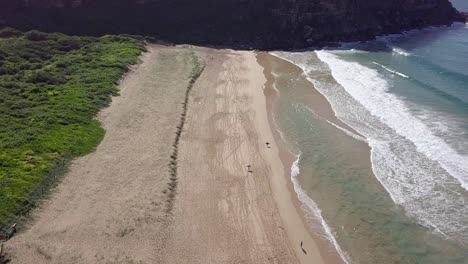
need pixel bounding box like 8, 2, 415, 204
0, 0, 464, 49
269, 0, 464, 45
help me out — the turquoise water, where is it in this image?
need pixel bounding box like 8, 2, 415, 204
271, 12, 468, 264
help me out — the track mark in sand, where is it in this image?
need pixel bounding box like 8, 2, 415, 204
165, 50, 205, 213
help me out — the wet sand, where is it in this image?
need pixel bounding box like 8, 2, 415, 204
258, 52, 349, 264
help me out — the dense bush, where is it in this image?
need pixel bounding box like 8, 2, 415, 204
0, 29, 145, 224
0, 27, 23, 38
24, 30, 48, 41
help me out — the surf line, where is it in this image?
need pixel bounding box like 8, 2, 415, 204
291, 154, 351, 264
166, 50, 205, 213
372, 62, 409, 78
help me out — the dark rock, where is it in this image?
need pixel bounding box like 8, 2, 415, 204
461, 12, 468, 21
0, 0, 464, 49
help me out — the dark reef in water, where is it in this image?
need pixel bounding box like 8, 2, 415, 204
0, 0, 465, 49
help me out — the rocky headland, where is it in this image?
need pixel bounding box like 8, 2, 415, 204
0, 1, 466, 52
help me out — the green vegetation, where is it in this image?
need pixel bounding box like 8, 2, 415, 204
166, 48, 204, 213
0, 28, 145, 226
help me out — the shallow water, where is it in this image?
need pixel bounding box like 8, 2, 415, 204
270, 20, 468, 263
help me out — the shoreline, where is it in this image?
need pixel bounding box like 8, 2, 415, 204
251, 53, 329, 264
257, 52, 347, 264
268, 52, 365, 140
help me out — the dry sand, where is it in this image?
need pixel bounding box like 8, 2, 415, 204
6, 45, 335, 263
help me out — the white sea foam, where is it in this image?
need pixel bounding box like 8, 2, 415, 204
270, 51, 368, 143
316, 50, 468, 192
315, 50, 468, 243
272, 82, 280, 94
270, 52, 307, 71
271, 50, 468, 247
272, 50, 468, 242
392, 47, 412, 57
372, 62, 409, 78
290, 154, 351, 264
300, 103, 368, 143
325, 120, 367, 142
367, 135, 468, 243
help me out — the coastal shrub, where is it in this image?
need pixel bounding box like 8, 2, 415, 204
0, 27, 23, 38
25, 30, 48, 41
0, 29, 145, 226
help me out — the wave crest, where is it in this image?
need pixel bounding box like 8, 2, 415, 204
392, 48, 412, 57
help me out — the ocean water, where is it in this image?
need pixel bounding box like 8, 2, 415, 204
451, 0, 468, 12
270, 16, 468, 264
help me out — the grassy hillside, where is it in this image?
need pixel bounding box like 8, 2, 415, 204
0, 28, 145, 227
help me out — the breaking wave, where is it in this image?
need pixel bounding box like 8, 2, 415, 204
290, 154, 351, 264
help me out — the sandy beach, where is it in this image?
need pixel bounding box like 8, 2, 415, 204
162, 47, 342, 263
5, 44, 341, 263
